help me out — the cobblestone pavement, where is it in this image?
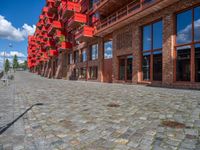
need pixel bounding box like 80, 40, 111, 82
1, 72, 200, 150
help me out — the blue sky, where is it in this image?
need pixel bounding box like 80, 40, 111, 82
0, 0, 45, 70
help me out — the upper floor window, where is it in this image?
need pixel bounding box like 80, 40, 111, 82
104, 41, 113, 59
90, 44, 98, 60
143, 21, 162, 51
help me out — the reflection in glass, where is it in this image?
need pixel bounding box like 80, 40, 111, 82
194, 7, 200, 42
90, 66, 98, 79
176, 46, 191, 81
143, 53, 150, 80
91, 44, 98, 60
195, 44, 200, 82
153, 21, 162, 49
153, 52, 162, 81
82, 51, 87, 62
176, 9, 192, 44
127, 56, 133, 81
119, 59, 125, 80
143, 25, 151, 51
104, 41, 113, 59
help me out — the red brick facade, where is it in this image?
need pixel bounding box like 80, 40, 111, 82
27, 0, 200, 89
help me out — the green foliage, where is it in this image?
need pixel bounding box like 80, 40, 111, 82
5, 59, 10, 73
59, 35, 65, 43
19, 60, 27, 70
13, 55, 19, 69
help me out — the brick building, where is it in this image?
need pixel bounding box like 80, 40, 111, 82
27, 0, 200, 89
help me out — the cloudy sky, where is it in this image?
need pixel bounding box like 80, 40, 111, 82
0, 0, 45, 70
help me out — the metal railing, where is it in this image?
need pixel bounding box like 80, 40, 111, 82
95, 0, 157, 31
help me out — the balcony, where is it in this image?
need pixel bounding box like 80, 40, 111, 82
47, 0, 56, 13
53, 30, 62, 41
68, 13, 86, 30
57, 41, 72, 51
93, 0, 133, 16
48, 21, 62, 35
95, 0, 179, 36
62, 1, 81, 20
49, 49, 58, 57
75, 26, 94, 42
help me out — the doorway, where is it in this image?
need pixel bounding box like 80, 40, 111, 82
119, 55, 133, 82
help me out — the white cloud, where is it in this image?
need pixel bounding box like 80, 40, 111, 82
0, 51, 26, 58
177, 19, 200, 44
0, 15, 36, 41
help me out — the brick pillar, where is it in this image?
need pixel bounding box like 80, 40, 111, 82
98, 37, 104, 82
112, 32, 118, 82
133, 25, 142, 83
162, 13, 174, 86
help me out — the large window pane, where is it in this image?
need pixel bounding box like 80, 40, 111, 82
82, 51, 87, 62
90, 66, 98, 79
104, 41, 113, 59
143, 53, 151, 80
176, 46, 191, 81
153, 21, 162, 49
91, 44, 98, 60
176, 9, 192, 44
143, 25, 151, 51
195, 44, 200, 82
153, 52, 162, 81
127, 56, 133, 81
194, 7, 200, 42
119, 59, 125, 80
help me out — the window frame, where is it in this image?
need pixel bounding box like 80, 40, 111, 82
141, 19, 163, 82
174, 5, 200, 82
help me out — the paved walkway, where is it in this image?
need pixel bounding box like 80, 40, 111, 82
0, 72, 200, 150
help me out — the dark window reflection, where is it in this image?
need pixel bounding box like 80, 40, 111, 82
153, 52, 162, 81
176, 46, 191, 81
127, 56, 133, 81
143, 54, 150, 80
119, 59, 125, 80
176, 9, 192, 44
195, 44, 200, 82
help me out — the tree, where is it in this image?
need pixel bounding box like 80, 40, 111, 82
13, 55, 19, 72
5, 59, 10, 73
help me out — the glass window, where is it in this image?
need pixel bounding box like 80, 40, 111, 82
82, 50, 87, 62
142, 20, 162, 81
104, 41, 113, 59
119, 59, 125, 80
153, 51, 162, 81
89, 66, 98, 79
143, 25, 151, 51
195, 44, 200, 82
80, 68, 87, 79
74, 51, 79, 63
68, 53, 73, 64
127, 56, 133, 81
153, 21, 162, 49
91, 44, 98, 60
176, 46, 191, 81
143, 53, 151, 80
176, 9, 192, 44
194, 7, 200, 42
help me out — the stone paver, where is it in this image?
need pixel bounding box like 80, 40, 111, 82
1, 71, 200, 150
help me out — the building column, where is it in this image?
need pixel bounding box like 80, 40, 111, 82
162, 13, 174, 86
98, 37, 104, 82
